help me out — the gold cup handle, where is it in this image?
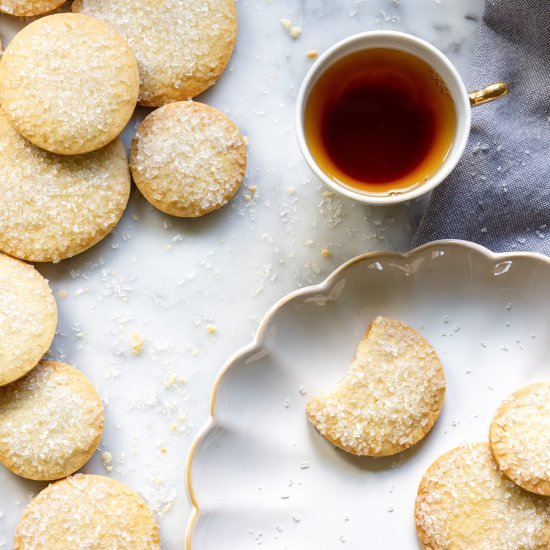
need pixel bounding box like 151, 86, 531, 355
468, 82, 509, 107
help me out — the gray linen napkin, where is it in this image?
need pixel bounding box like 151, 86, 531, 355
413, 0, 550, 253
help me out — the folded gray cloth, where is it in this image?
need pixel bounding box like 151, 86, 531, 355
413, 0, 550, 253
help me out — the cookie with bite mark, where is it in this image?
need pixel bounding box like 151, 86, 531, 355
306, 316, 445, 457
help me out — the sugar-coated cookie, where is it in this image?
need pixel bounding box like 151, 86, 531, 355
415, 442, 550, 550
0, 13, 139, 155
0, 109, 130, 262
306, 316, 446, 456
72, 0, 237, 106
0, 0, 65, 16
0, 361, 103, 480
0, 253, 57, 386
130, 101, 246, 217
14, 474, 161, 549
490, 383, 550, 496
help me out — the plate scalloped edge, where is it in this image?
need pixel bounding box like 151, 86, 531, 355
183, 238, 550, 549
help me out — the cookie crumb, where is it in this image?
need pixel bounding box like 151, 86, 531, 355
102, 451, 112, 472
280, 18, 292, 30
306, 49, 319, 59
131, 332, 145, 355
206, 324, 218, 335
321, 248, 331, 258
290, 26, 302, 39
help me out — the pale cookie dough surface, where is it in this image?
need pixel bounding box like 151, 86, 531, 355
306, 316, 446, 456
0, 109, 130, 262
0, 361, 103, 480
490, 383, 550, 496
0, 254, 57, 386
415, 442, 550, 550
130, 101, 246, 217
0, 13, 139, 154
72, 0, 237, 106
14, 474, 161, 549
0, 0, 65, 16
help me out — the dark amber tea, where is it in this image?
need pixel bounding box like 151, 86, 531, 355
304, 48, 456, 194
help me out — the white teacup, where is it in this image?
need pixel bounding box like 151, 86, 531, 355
295, 31, 507, 206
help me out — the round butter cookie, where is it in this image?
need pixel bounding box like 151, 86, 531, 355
0, 13, 139, 155
130, 101, 246, 217
490, 383, 550, 496
0, 0, 65, 16
306, 316, 446, 456
0, 109, 130, 262
415, 442, 550, 550
72, 0, 237, 106
14, 474, 161, 549
0, 253, 57, 387
0, 361, 103, 480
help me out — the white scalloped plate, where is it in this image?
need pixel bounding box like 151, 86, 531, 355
185, 240, 550, 549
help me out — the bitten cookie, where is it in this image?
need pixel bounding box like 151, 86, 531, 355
0, 253, 57, 386
490, 383, 550, 496
306, 316, 446, 456
0, 361, 103, 480
0, 109, 130, 262
72, 0, 237, 106
130, 101, 246, 217
415, 442, 550, 550
14, 474, 161, 549
0, 13, 139, 155
0, 0, 65, 16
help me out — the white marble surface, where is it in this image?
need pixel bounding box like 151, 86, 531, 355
0, 1, 482, 548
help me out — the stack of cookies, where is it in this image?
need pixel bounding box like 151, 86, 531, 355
415, 383, 550, 549
0, 1, 246, 266
0, 1, 246, 546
